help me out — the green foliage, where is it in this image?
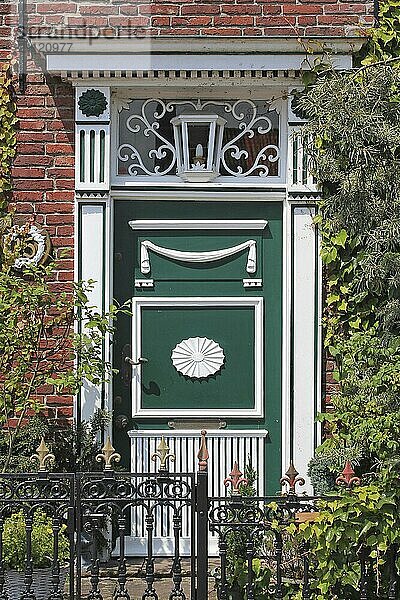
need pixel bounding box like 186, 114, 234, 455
299, 65, 400, 340
320, 328, 400, 463
226, 461, 258, 565
295, 64, 400, 475
0, 65, 17, 212
287, 11, 400, 596
308, 448, 361, 495
298, 483, 400, 599
0, 410, 110, 473
0, 218, 129, 471
3, 510, 69, 571
362, 1, 400, 63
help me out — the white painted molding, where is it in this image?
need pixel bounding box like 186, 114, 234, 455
129, 219, 268, 230
47, 52, 354, 74
134, 279, 154, 288
38, 35, 363, 57
139, 239, 257, 275
120, 427, 268, 555
131, 296, 264, 418
113, 190, 286, 202
292, 206, 317, 493
243, 279, 262, 288
78, 204, 105, 422
128, 429, 268, 438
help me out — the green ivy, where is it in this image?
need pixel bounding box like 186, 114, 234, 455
286, 6, 400, 596
295, 62, 400, 471
295, 481, 400, 599
0, 64, 17, 212
362, 0, 400, 63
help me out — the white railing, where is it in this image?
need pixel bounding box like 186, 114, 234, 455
121, 429, 268, 556
287, 126, 317, 191
75, 124, 110, 191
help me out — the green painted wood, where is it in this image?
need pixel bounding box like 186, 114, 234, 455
141, 305, 254, 410
113, 200, 282, 494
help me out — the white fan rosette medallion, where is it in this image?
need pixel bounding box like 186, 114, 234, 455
171, 337, 225, 379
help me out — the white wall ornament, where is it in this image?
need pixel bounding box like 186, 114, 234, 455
140, 239, 257, 274
171, 337, 225, 379
5, 225, 51, 270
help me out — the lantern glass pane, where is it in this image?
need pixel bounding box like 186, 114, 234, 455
187, 124, 210, 168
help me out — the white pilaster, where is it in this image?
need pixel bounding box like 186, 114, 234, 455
79, 203, 105, 422
292, 205, 319, 492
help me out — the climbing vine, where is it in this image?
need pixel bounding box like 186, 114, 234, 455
0, 63, 17, 213
294, 14, 400, 475
278, 9, 400, 596
362, 0, 400, 62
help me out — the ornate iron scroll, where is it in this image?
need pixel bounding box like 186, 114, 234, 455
117, 98, 280, 178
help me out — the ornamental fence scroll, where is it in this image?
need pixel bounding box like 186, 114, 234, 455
0, 435, 397, 600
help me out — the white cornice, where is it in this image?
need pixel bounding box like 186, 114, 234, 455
47, 51, 354, 74
34, 35, 365, 57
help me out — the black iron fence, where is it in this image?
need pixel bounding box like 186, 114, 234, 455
0, 431, 398, 600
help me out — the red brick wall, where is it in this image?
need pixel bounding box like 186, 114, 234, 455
24, 0, 374, 37
1, 0, 373, 423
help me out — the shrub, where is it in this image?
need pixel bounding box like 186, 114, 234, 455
3, 510, 70, 571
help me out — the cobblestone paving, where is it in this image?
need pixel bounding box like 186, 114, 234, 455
78, 559, 218, 599
81, 576, 215, 599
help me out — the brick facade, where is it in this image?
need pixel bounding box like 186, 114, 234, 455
1, 0, 371, 422
23, 0, 374, 37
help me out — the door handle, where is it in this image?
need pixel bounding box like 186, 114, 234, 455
124, 357, 148, 366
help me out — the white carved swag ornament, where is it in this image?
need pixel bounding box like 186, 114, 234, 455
140, 239, 257, 274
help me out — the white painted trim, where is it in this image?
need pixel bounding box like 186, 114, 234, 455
131, 296, 264, 418
139, 239, 257, 274
37, 35, 363, 57
47, 53, 353, 74
129, 219, 268, 230
104, 195, 113, 439
281, 196, 291, 482
73, 199, 79, 426
75, 77, 299, 89
315, 217, 323, 450
128, 429, 268, 438
75, 196, 113, 441
78, 203, 105, 422
292, 206, 317, 493
112, 190, 287, 201
75, 124, 110, 191
243, 279, 262, 288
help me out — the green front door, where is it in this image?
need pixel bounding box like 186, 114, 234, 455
113, 200, 282, 493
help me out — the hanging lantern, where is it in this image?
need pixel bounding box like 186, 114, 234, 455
171, 114, 226, 182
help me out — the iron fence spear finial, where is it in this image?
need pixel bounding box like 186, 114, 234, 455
197, 430, 209, 472
96, 436, 121, 471
336, 460, 361, 488
31, 438, 55, 472
151, 437, 175, 472
224, 461, 248, 495
280, 461, 305, 495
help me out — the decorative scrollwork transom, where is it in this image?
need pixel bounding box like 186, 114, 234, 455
117, 98, 280, 179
